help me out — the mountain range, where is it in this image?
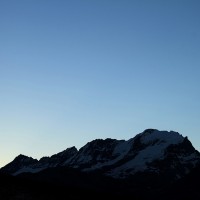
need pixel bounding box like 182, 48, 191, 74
1, 129, 200, 199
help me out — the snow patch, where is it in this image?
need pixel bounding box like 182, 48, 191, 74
13, 167, 46, 176
140, 130, 184, 145
108, 130, 185, 177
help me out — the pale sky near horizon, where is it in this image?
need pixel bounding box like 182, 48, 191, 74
0, 0, 200, 167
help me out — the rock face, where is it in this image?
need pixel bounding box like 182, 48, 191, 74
1, 129, 200, 180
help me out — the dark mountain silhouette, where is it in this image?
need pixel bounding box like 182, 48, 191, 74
1, 129, 200, 199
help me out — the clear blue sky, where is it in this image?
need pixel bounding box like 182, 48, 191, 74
0, 0, 200, 167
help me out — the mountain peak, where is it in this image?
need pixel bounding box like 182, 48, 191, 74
14, 154, 37, 163
142, 128, 158, 134
15, 154, 29, 160
138, 129, 184, 146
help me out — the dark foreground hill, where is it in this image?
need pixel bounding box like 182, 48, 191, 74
1, 165, 200, 200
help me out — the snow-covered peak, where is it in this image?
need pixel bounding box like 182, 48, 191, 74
108, 130, 192, 177
139, 129, 184, 145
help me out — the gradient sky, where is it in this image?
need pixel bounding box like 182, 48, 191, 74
0, 0, 200, 167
